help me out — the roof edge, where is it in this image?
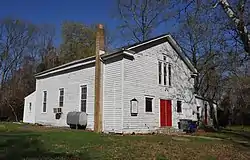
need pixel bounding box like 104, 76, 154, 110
35, 33, 197, 78
34, 56, 96, 77
166, 35, 197, 73
35, 51, 134, 78
126, 34, 169, 50
124, 34, 197, 74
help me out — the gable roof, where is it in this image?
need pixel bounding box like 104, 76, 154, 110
123, 34, 197, 73
122, 33, 171, 50
35, 34, 197, 78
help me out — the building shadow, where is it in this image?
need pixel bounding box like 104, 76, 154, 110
223, 128, 250, 139
204, 128, 250, 148
0, 132, 91, 160
221, 129, 250, 147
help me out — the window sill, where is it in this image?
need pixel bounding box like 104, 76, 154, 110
145, 112, 154, 115
159, 84, 172, 88
41, 112, 47, 114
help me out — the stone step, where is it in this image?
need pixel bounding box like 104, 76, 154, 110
156, 127, 185, 135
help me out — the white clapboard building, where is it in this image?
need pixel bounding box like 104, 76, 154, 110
23, 25, 217, 133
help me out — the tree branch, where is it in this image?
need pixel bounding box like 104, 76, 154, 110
218, 0, 250, 54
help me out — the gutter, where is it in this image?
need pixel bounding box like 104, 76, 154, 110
34, 56, 96, 77
35, 51, 134, 79
35, 59, 96, 78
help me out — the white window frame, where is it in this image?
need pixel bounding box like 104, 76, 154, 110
158, 61, 162, 85
163, 62, 167, 86
59, 88, 64, 107
144, 95, 155, 114
29, 102, 32, 113
42, 91, 47, 113
168, 63, 172, 86
80, 85, 87, 112
158, 54, 171, 86
177, 100, 182, 113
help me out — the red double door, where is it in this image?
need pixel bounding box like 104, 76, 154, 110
160, 99, 172, 127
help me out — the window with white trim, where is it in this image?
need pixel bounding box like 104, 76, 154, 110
43, 91, 47, 112
80, 85, 87, 112
163, 63, 167, 85
168, 64, 172, 86
177, 100, 182, 113
29, 103, 32, 112
145, 97, 153, 112
158, 55, 170, 86
158, 62, 162, 84
59, 88, 64, 107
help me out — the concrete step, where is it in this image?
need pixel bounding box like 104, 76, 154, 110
156, 127, 185, 135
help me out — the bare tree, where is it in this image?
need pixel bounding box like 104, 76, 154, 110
0, 18, 57, 121
222, 61, 250, 126
177, 0, 250, 55
29, 24, 58, 72
214, 0, 250, 55
33, 24, 56, 61
0, 18, 36, 87
174, 3, 229, 102
116, 0, 172, 43
0, 18, 38, 120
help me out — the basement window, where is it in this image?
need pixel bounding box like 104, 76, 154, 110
80, 85, 87, 112
59, 88, 64, 107
177, 100, 182, 113
145, 97, 153, 112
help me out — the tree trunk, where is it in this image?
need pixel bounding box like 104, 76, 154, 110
241, 110, 244, 128
4, 98, 18, 122
219, 0, 250, 54
9, 104, 18, 122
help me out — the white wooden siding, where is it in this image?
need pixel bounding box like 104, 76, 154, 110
122, 41, 196, 133
196, 97, 217, 126
34, 65, 95, 129
103, 58, 123, 133
23, 38, 198, 133
23, 91, 36, 123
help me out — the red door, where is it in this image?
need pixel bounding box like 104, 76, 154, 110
160, 99, 172, 127
160, 100, 166, 127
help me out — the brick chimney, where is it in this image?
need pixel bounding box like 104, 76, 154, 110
94, 24, 104, 132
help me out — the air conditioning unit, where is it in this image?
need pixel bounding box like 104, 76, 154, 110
53, 108, 62, 113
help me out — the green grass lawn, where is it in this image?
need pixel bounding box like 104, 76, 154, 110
226, 125, 250, 132
0, 123, 250, 160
